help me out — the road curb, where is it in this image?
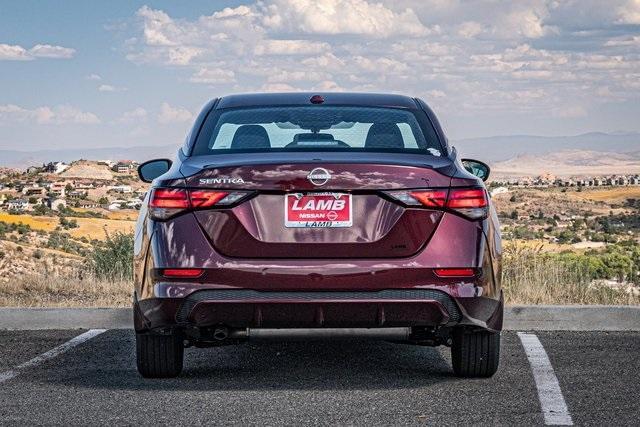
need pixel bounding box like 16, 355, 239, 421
0, 305, 638, 331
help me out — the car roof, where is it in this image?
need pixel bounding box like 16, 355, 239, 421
216, 92, 419, 109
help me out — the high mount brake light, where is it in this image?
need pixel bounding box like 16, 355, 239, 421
385, 187, 489, 220
148, 188, 248, 220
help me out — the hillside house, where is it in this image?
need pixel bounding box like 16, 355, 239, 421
21, 186, 46, 197
67, 190, 88, 199
77, 200, 99, 209
48, 198, 67, 211
110, 185, 133, 194
44, 162, 69, 174
113, 160, 137, 174
7, 199, 28, 211
48, 182, 66, 197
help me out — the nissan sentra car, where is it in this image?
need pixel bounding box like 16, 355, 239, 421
134, 92, 502, 378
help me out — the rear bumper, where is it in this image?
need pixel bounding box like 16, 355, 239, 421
134, 289, 503, 333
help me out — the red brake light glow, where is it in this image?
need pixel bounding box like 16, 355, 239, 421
434, 268, 475, 277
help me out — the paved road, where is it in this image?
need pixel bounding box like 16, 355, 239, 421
0, 330, 638, 425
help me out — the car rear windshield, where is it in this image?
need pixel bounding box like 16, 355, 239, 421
191, 106, 443, 156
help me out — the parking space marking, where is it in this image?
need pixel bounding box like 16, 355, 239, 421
0, 329, 106, 384
518, 332, 573, 426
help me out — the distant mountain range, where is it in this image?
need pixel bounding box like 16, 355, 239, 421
0, 144, 178, 169
453, 131, 640, 162
0, 132, 638, 175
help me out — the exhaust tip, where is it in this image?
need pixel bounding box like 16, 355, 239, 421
213, 326, 229, 340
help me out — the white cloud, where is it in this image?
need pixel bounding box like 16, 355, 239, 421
28, 44, 75, 59
0, 44, 31, 60
118, 108, 148, 124
260, 82, 299, 92
122, 1, 640, 124
457, 21, 483, 39
0, 104, 100, 124
605, 35, 640, 47
615, 0, 640, 24
98, 84, 127, 92
254, 39, 330, 55
86, 73, 102, 81
0, 43, 75, 60
158, 102, 193, 123
260, 0, 430, 37
189, 67, 236, 84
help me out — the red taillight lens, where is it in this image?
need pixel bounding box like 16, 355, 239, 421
385, 187, 489, 220
149, 188, 189, 209
409, 190, 447, 207
162, 268, 203, 278
189, 190, 228, 208
148, 188, 248, 220
447, 188, 488, 209
446, 188, 488, 219
434, 268, 476, 277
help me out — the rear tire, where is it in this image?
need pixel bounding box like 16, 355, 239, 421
451, 328, 500, 378
136, 331, 184, 378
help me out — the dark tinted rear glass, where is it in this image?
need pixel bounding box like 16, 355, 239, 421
192, 106, 443, 156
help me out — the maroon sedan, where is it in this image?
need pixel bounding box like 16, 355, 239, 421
134, 92, 502, 378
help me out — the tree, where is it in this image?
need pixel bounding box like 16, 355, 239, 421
601, 252, 633, 282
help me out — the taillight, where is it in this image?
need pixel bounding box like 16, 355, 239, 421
385, 187, 488, 220
162, 268, 203, 278
148, 188, 249, 220
447, 188, 488, 219
434, 268, 476, 277
384, 190, 447, 207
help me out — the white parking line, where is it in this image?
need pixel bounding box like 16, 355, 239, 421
518, 332, 573, 426
0, 329, 106, 384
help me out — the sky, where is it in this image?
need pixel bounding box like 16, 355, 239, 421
0, 0, 639, 151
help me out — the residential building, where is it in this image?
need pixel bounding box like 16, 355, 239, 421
7, 199, 29, 211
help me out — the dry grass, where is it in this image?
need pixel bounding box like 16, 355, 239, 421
503, 244, 639, 305
0, 272, 131, 307
1, 236, 638, 307
568, 187, 640, 203
0, 212, 135, 240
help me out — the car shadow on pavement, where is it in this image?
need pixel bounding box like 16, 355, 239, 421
42, 331, 461, 391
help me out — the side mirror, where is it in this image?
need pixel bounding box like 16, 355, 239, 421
137, 159, 172, 183
461, 158, 490, 182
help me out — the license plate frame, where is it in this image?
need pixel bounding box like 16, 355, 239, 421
284, 193, 353, 228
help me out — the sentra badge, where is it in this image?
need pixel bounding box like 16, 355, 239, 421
199, 177, 245, 185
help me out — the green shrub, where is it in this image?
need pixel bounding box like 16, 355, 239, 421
88, 232, 134, 281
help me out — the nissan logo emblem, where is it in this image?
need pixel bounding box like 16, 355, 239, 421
307, 167, 331, 186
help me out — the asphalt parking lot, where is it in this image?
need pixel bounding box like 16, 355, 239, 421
0, 330, 638, 426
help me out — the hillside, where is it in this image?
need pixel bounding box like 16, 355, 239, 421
491, 150, 640, 178
59, 160, 114, 180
